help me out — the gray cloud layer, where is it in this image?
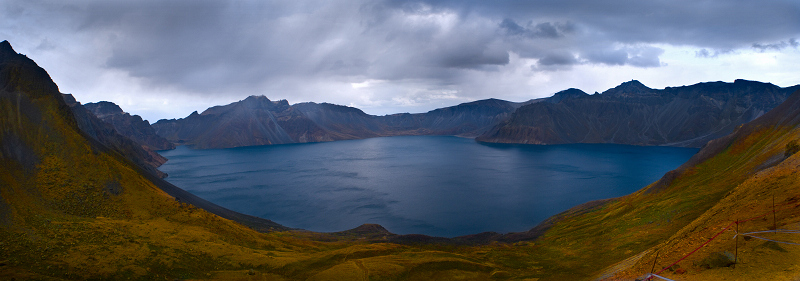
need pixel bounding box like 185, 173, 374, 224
2, 0, 799, 117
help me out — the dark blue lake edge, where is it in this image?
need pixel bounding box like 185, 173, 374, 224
158, 136, 698, 237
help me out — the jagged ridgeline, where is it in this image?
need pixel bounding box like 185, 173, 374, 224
149, 80, 798, 150
2, 38, 800, 280
478, 80, 800, 147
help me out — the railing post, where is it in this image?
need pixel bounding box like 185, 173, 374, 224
650, 250, 659, 277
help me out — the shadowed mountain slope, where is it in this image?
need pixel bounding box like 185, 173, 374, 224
83, 101, 175, 151
477, 80, 800, 147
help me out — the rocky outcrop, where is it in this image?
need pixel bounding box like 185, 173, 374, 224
477, 80, 800, 147
83, 101, 175, 151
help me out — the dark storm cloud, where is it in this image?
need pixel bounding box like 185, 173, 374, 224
398, 0, 800, 49
2, 0, 798, 101
752, 38, 800, 51
499, 19, 574, 39
538, 52, 578, 66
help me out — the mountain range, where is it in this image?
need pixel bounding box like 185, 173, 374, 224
145, 79, 798, 150
2, 39, 800, 280
151, 96, 521, 149
478, 79, 799, 146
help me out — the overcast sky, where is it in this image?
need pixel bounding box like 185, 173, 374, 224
2, 0, 799, 122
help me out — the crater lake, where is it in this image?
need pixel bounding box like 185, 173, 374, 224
158, 136, 698, 237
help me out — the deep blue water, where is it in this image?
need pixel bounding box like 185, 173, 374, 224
158, 136, 697, 237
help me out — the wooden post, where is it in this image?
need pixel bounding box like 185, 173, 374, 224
650, 250, 659, 275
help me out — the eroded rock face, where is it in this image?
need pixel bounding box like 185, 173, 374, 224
477, 80, 800, 147
83, 101, 175, 151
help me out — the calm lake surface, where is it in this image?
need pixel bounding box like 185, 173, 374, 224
158, 136, 698, 237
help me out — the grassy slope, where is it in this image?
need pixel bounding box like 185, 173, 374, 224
2, 41, 799, 280
524, 94, 800, 280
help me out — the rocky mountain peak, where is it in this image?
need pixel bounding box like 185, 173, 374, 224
617, 80, 649, 91
84, 101, 124, 118
239, 95, 287, 111
0, 40, 15, 58
549, 88, 588, 103
0, 41, 60, 100
603, 80, 654, 96
243, 95, 271, 103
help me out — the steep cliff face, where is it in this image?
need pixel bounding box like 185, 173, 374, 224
83, 101, 175, 151
153, 96, 520, 149
477, 80, 799, 147
62, 94, 168, 178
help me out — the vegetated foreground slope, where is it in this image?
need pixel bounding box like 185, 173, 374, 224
477, 80, 800, 147
2, 38, 800, 280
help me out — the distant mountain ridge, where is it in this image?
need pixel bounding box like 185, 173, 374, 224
476, 79, 800, 147
147, 79, 798, 149
152, 96, 521, 149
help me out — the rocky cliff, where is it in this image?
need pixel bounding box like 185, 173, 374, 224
83, 101, 175, 151
477, 80, 800, 147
